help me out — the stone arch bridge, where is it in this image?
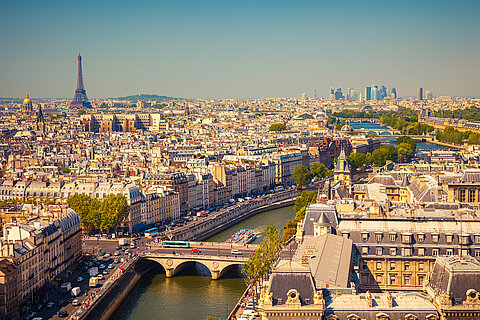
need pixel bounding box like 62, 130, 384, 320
143, 253, 248, 280
142, 242, 258, 280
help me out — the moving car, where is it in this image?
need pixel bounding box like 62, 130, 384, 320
231, 249, 242, 255
191, 248, 201, 253
72, 299, 80, 306
76, 276, 84, 282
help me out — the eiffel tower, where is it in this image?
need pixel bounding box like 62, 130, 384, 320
71, 53, 92, 108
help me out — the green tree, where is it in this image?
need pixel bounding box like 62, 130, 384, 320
335, 121, 345, 131
347, 153, 371, 173
98, 194, 129, 232
293, 190, 317, 215
77, 110, 86, 116
371, 145, 397, 167
310, 162, 332, 179
67, 194, 96, 231
262, 223, 282, 267
268, 123, 287, 131
242, 224, 281, 310
67, 194, 128, 233
397, 136, 416, 150
292, 165, 311, 189
60, 167, 71, 174
396, 142, 415, 163
206, 317, 223, 320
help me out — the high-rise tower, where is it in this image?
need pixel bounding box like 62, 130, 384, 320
71, 53, 92, 108
417, 87, 423, 101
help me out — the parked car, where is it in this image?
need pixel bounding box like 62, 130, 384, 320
108, 264, 114, 269
72, 299, 80, 306
76, 276, 84, 282
58, 310, 68, 317
46, 302, 54, 309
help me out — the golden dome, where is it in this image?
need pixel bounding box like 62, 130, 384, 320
23, 92, 31, 105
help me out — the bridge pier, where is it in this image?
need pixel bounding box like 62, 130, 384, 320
211, 270, 221, 280
165, 268, 175, 278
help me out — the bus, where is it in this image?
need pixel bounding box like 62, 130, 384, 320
145, 228, 158, 238
162, 241, 190, 248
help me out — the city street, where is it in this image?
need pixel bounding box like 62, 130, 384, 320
29, 241, 139, 320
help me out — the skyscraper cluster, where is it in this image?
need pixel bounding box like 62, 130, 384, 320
328, 88, 361, 101
417, 87, 433, 100
327, 85, 397, 101
364, 85, 396, 101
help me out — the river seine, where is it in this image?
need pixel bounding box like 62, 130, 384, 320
111, 205, 295, 320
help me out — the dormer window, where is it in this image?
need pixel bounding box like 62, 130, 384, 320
460, 234, 470, 245
361, 232, 369, 241
375, 232, 383, 242
389, 233, 396, 242
432, 233, 439, 243
446, 233, 454, 243
401, 233, 413, 244
417, 233, 425, 242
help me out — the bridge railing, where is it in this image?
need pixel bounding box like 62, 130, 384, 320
144, 252, 248, 261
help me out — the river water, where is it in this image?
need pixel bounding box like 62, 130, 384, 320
350, 122, 446, 150
112, 205, 295, 320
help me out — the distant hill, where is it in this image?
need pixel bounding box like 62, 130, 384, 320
113, 94, 182, 101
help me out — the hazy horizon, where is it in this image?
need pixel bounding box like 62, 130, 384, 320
1, 0, 479, 99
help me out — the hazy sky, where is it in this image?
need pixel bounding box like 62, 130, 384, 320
1, 0, 479, 99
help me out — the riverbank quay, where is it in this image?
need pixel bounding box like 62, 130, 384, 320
70, 255, 146, 320
166, 189, 299, 241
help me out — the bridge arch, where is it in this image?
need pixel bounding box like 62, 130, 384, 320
217, 263, 243, 279
173, 260, 212, 277
379, 131, 392, 135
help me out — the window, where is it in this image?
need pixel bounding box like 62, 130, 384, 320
362, 261, 368, 270
376, 275, 382, 283
376, 247, 383, 256
432, 248, 439, 256
460, 235, 470, 245
390, 262, 396, 270
361, 232, 369, 241
376, 262, 382, 270
390, 276, 396, 285
418, 275, 424, 286
404, 275, 410, 285
375, 233, 383, 242
417, 233, 425, 242
469, 190, 476, 203
389, 233, 396, 242
432, 234, 439, 243
418, 262, 424, 272
402, 248, 412, 256
362, 246, 369, 255
446, 234, 453, 243
418, 247, 425, 256
342, 232, 350, 239
402, 234, 412, 244
475, 234, 480, 244
459, 189, 466, 202
390, 247, 397, 256
446, 248, 453, 256
461, 249, 469, 256
404, 262, 410, 271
